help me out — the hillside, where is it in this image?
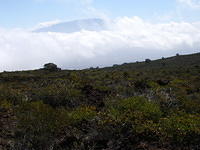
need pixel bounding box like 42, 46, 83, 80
104, 52, 200, 71
0, 53, 200, 150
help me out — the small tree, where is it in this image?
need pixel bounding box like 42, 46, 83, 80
43, 63, 61, 71
145, 59, 151, 63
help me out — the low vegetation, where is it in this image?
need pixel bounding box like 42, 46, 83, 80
0, 53, 200, 149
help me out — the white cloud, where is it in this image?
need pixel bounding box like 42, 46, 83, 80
177, 0, 200, 9
0, 17, 200, 71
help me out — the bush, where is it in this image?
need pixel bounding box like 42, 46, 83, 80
108, 97, 162, 122
0, 100, 13, 112
134, 80, 150, 91
145, 59, 151, 63
43, 63, 61, 71
159, 112, 200, 145
69, 106, 97, 124
15, 101, 69, 149
0, 86, 24, 105
37, 85, 83, 108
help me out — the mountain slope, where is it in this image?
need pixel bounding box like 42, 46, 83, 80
0, 52, 200, 150
103, 52, 200, 71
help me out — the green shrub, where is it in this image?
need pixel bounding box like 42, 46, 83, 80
0, 100, 13, 111
0, 86, 24, 105
107, 97, 162, 128
117, 97, 162, 121
159, 112, 200, 144
37, 85, 83, 108
15, 101, 69, 149
69, 106, 97, 124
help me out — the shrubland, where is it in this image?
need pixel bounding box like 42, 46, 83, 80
0, 53, 200, 149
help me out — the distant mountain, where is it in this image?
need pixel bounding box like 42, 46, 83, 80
35, 18, 107, 33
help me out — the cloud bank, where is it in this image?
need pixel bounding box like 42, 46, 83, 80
0, 16, 200, 71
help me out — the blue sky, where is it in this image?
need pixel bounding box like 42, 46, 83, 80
0, 0, 200, 71
1, 0, 200, 28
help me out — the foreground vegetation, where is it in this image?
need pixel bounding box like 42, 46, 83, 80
0, 53, 200, 150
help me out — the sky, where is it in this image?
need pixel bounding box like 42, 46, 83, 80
1, 0, 200, 28
0, 0, 176, 28
0, 0, 200, 71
